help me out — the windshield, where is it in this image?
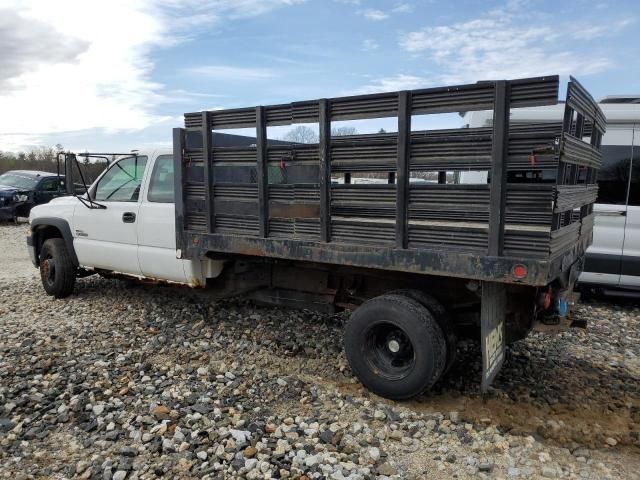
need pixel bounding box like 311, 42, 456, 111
94, 156, 148, 202
0, 173, 39, 189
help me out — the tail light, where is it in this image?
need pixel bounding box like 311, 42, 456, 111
512, 264, 527, 279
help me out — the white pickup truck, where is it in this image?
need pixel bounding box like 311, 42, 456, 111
27, 151, 223, 298
25, 76, 604, 401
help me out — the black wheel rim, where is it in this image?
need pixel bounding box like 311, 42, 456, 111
42, 256, 56, 286
363, 321, 415, 380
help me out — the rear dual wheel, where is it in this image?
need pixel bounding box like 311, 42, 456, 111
389, 289, 457, 375
344, 292, 451, 400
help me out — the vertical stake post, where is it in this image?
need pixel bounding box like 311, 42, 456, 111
396, 91, 411, 250
256, 106, 269, 237
201, 111, 215, 234
488, 81, 510, 256
173, 128, 186, 256
319, 99, 331, 242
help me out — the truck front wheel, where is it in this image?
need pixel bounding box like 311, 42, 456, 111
39, 238, 76, 298
344, 293, 447, 400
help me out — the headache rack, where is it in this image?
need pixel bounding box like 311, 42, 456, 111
172, 75, 605, 286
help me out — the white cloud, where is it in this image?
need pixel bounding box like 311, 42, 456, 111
353, 4, 629, 98
358, 5, 412, 22
0, 0, 306, 151
392, 3, 413, 13
204, 0, 306, 19
399, 5, 618, 83
354, 74, 429, 94
0, 9, 88, 92
362, 9, 389, 20
568, 18, 633, 40
362, 39, 380, 51
183, 65, 274, 80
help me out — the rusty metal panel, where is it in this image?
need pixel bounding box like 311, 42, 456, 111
183, 233, 550, 285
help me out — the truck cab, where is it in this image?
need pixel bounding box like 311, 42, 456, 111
27, 151, 223, 296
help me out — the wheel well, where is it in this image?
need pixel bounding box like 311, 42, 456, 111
30, 218, 79, 267
33, 225, 63, 262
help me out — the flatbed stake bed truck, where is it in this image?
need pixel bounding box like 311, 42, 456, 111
27, 75, 605, 400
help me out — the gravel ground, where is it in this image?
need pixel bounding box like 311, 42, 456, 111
0, 222, 639, 479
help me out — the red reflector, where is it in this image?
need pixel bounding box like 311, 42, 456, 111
543, 292, 552, 310
512, 264, 527, 279
529, 152, 537, 166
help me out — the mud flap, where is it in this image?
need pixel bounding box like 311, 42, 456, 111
481, 281, 506, 393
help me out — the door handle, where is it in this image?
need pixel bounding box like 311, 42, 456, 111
122, 212, 136, 223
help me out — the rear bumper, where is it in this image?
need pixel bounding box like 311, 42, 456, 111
26, 233, 38, 267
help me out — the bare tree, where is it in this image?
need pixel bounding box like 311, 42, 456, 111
281, 125, 361, 143
34, 146, 56, 163
332, 126, 358, 136
282, 126, 319, 144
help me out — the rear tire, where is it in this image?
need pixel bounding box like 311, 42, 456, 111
344, 293, 447, 400
389, 289, 457, 374
40, 238, 76, 298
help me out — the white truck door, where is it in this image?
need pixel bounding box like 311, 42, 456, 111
73, 156, 148, 275
580, 128, 633, 286
137, 154, 190, 283
619, 126, 640, 287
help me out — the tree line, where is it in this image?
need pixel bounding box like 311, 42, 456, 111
282, 126, 368, 143
0, 146, 107, 183
0, 146, 64, 175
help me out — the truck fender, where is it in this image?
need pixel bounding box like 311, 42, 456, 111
30, 217, 79, 267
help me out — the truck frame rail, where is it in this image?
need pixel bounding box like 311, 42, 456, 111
173, 75, 605, 286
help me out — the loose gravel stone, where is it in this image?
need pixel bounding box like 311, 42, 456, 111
0, 223, 639, 479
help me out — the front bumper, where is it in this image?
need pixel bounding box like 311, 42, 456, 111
0, 205, 16, 221
26, 233, 38, 267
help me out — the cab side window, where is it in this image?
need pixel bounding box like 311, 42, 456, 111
596, 145, 632, 205
39, 177, 63, 192
147, 155, 174, 203
94, 156, 148, 202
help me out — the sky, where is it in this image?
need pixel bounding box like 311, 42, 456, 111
0, 0, 638, 152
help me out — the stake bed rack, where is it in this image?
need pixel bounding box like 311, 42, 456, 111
173, 75, 604, 286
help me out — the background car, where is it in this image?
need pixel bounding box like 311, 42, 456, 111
0, 170, 66, 223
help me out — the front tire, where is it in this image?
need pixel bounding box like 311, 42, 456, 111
40, 238, 76, 298
344, 293, 447, 400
